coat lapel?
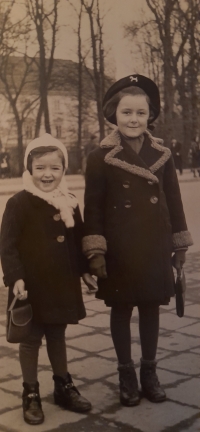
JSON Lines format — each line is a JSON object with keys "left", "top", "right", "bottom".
{"left": 100, "top": 129, "right": 171, "bottom": 184}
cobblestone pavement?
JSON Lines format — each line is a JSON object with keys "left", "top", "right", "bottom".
{"left": 0, "top": 172, "right": 199, "bottom": 431}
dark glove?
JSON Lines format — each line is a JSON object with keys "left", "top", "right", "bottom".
{"left": 89, "top": 254, "right": 107, "bottom": 279}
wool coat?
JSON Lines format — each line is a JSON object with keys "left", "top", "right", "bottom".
{"left": 82, "top": 129, "right": 193, "bottom": 306}
{"left": 0, "top": 190, "right": 86, "bottom": 324}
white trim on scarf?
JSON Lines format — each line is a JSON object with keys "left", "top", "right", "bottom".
{"left": 23, "top": 170, "right": 77, "bottom": 228}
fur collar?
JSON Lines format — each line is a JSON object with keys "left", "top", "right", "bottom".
{"left": 100, "top": 129, "right": 171, "bottom": 184}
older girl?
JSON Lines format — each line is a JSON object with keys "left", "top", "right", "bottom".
{"left": 82, "top": 75, "right": 193, "bottom": 407}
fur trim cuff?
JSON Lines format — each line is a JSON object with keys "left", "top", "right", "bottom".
{"left": 172, "top": 231, "right": 193, "bottom": 250}
{"left": 82, "top": 235, "right": 107, "bottom": 256}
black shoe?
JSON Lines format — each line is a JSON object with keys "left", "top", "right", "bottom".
{"left": 53, "top": 373, "right": 92, "bottom": 413}
{"left": 118, "top": 361, "right": 140, "bottom": 407}
{"left": 140, "top": 359, "right": 166, "bottom": 403}
{"left": 22, "top": 382, "right": 44, "bottom": 425}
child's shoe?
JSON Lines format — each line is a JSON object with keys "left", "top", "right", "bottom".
{"left": 118, "top": 361, "right": 140, "bottom": 406}
{"left": 53, "top": 373, "right": 92, "bottom": 413}
{"left": 140, "top": 359, "right": 166, "bottom": 403}
{"left": 22, "top": 382, "right": 44, "bottom": 425}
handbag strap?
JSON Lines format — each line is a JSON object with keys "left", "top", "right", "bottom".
{"left": 8, "top": 294, "right": 20, "bottom": 312}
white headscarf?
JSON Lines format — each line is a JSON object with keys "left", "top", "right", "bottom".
{"left": 23, "top": 133, "right": 77, "bottom": 228}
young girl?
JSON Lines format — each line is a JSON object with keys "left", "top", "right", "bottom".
{"left": 82, "top": 75, "right": 193, "bottom": 407}
{"left": 0, "top": 134, "right": 95, "bottom": 425}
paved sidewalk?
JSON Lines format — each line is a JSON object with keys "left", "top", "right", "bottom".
{"left": 0, "top": 254, "right": 200, "bottom": 432}
{"left": 0, "top": 171, "right": 199, "bottom": 431}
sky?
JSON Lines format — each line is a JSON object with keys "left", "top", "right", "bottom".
{"left": 56, "top": 0, "right": 150, "bottom": 79}
{"left": 2, "top": 0, "right": 151, "bottom": 79}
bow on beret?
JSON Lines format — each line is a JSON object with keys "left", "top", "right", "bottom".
{"left": 103, "top": 74, "right": 160, "bottom": 125}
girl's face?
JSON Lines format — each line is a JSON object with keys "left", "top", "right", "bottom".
{"left": 116, "top": 94, "right": 150, "bottom": 138}
{"left": 32, "top": 151, "right": 64, "bottom": 192}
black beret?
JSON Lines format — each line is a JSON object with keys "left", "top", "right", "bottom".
{"left": 103, "top": 74, "right": 160, "bottom": 125}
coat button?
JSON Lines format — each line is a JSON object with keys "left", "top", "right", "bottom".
{"left": 124, "top": 200, "right": 132, "bottom": 208}
{"left": 123, "top": 180, "right": 130, "bottom": 188}
{"left": 53, "top": 213, "right": 61, "bottom": 221}
{"left": 150, "top": 196, "right": 158, "bottom": 204}
{"left": 57, "top": 235, "right": 65, "bottom": 243}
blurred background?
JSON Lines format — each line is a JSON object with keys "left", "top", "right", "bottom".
{"left": 0, "top": 0, "right": 199, "bottom": 176}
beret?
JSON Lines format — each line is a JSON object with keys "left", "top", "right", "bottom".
{"left": 24, "top": 133, "right": 68, "bottom": 169}
{"left": 103, "top": 74, "right": 160, "bottom": 125}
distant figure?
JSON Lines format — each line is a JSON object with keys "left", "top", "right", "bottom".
{"left": 190, "top": 139, "right": 200, "bottom": 177}
{"left": 82, "top": 134, "right": 98, "bottom": 175}
{"left": 0, "top": 148, "right": 11, "bottom": 178}
{"left": 170, "top": 139, "right": 183, "bottom": 175}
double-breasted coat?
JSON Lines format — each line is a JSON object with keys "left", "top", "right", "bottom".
{"left": 0, "top": 190, "right": 86, "bottom": 323}
{"left": 82, "top": 129, "right": 193, "bottom": 306}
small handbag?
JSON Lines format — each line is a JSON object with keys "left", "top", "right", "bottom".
{"left": 6, "top": 295, "right": 33, "bottom": 343}
{"left": 174, "top": 268, "right": 186, "bottom": 318}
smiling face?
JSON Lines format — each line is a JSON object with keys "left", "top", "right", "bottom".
{"left": 32, "top": 150, "right": 64, "bottom": 192}
{"left": 116, "top": 94, "right": 150, "bottom": 138}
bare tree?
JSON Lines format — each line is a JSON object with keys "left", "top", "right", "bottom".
{"left": 26, "top": 0, "right": 60, "bottom": 136}
{"left": 0, "top": 2, "right": 40, "bottom": 174}
{"left": 81, "top": 0, "right": 105, "bottom": 140}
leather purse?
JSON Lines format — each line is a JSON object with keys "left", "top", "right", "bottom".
{"left": 6, "top": 295, "right": 33, "bottom": 343}
{"left": 174, "top": 268, "right": 186, "bottom": 318}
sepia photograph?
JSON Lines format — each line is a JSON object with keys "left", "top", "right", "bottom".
{"left": 0, "top": 0, "right": 199, "bottom": 431}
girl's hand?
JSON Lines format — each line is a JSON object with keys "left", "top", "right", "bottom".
{"left": 13, "top": 279, "right": 28, "bottom": 301}
{"left": 89, "top": 254, "right": 107, "bottom": 279}
{"left": 173, "top": 250, "right": 186, "bottom": 272}
{"left": 82, "top": 273, "right": 98, "bottom": 294}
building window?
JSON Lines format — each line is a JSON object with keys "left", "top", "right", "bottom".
{"left": 56, "top": 125, "right": 62, "bottom": 138}
{"left": 25, "top": 125, "right": 32, "bottom": 139}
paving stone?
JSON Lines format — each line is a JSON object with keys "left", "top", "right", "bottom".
{"left": 81, "top": 313, "right": 110, "bottom": 328}
{"left": 70, "top": 356, "right": 114, "bottom": 380}
{"left": 191, "top": 348, "right": 200, "bottom": 354}
{"left": 0, "top": 336, "right": 19, "bottom": 351}
{"left": 65, "top": 324, "right": 94, "bottom": 338}
{"left": 0, "top": 358, "right": 21, "bottom": 378}
{"left": 103, "top": 401, "right": 198, "bottom": 432}
{"left": 85, "top": 300, "right": 109, "bottom": 313}
{"left": 159, "top": 313, "right": 197, "bottom": 331}
{"left": 0, "top": 401, "right": 86, "bottom": 432}
{"left": 68, "top": 333, "right": 113, "bottom": 352}
{"left": 158, "top": 332, "right": 199, "bottom": 352}
{"left": 167, "top": 377, "right": 200, "bottom": 407}
{"left": 0, "top": 388, "right": 21, "bottom": 410}
{"left": 157, "top": 368, "right": 188, "bottom": 386}
{"left": 81, "top": 382, "right": 117, "bottom": 412}
{"left": 184, "top": 304, "right": 200, "bottom": 318}
{"left": 158, "top": 352, "right": 199, "bottom": 375}
{"left": 181, "top": 417, "right": 200, "bottom": 432}
{"left": 0, "top": 324, "right": 6, "bottom": 336}
{"left": 177, "top": 322, "right": 200, "bottom": 337}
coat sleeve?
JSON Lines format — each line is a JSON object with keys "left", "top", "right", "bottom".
{"left": 82, "top": 150, "right": 107, "bottom": 257}
{"left": 163, "top": 155, "right": 193, "bottom": 250}
{"left": 0, "top": 196, "right": 26, "bottom": 286}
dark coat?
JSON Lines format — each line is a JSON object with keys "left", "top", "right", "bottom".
{"left": 83, "top": 130, "right": 192, "bottom": 306}
{"left": 0, "top": 190, "right": 86, "bottom": 324}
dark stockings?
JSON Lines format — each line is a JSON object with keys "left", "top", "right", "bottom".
{"left": 19, "top": 322, "right": 67, "bottom": 385}
{"left": 110, "top": 304, "right": 159, "bottom": 364}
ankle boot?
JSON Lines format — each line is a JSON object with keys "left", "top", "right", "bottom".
{"left": 118, "top": 361, "right": 140, "bottom": 407}
{"left": 22, "top": 382, "right": 44, "bottom": 425}
{"left": 140, "top": 359, "right": 166, "bottom": 403}
{"left": 53, "top": 373, "right": 92, "bottom": 413}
